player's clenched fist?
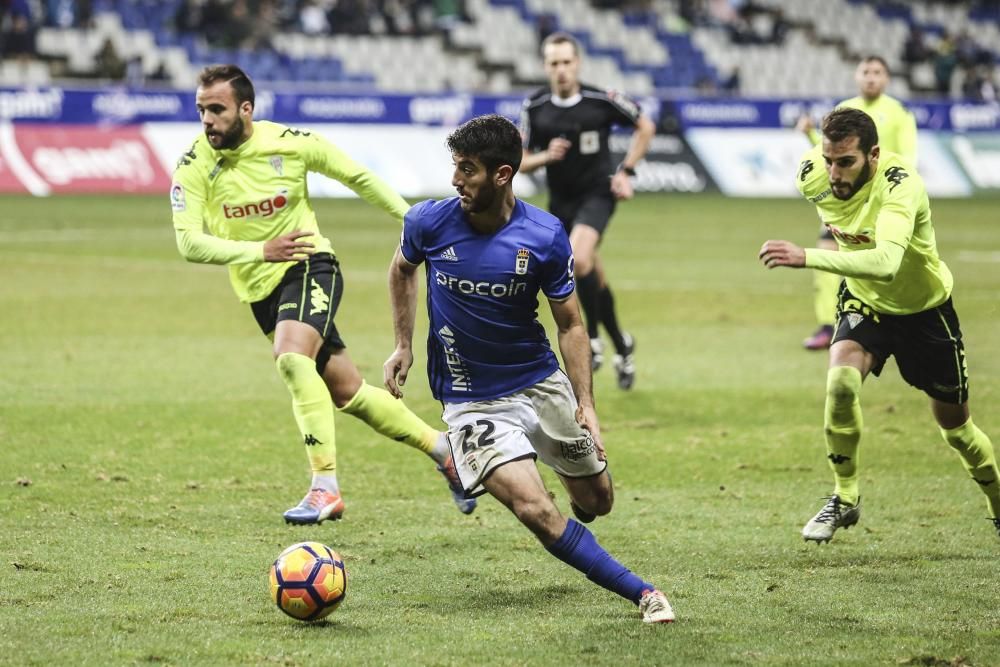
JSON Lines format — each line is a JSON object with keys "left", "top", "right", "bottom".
{"left": 545, "top": 137, "right": 572, "bottom": 164}
{"left": 759, "top": 240, "right": 806, "bottom": 269}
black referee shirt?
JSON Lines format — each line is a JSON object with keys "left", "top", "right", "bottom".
{"left": 521, "top": 83, "right": 642, "bottom": 200}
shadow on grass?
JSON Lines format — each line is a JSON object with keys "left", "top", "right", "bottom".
{"left": 446, "top": 582, "right": 579, "bottom": 612}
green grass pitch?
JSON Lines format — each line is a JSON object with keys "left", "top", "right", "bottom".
{"left": 1, "top": 193, "right": 998, "bottom": 666}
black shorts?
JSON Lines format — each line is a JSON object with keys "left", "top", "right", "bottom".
{"left": 832, "top": 283, "right": 969, "bottom": 404}
{"left": 550, "top": 192, "right": 616, "bottom": 237}
{"left": 818, "top": 224, "right": 834, "bottom": 241}
{"left": 250, "top": 253, "right": 346, "bottom": 374}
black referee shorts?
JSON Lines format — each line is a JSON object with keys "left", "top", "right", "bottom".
{"left": 550, "top": 191, "right": 616, "bottom": 237}
{"left": 250, "top": 253, "right": 346, "bottom": 374}
{"left": 832, "top": 282, "right": 969, "bottom": 404}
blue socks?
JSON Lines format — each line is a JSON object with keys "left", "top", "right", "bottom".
{"left": 545, "top": 519, "right": 653, "bottom": 605}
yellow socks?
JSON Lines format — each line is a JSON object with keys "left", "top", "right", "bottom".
{"left": 276, "top": 352, "right": 337, "bottom": 476}
{"left": 813, "top": 270, "right": 842, "bottom": 327}
{"left": 941, "top": 418, "right": 1000, "bottom": 517}
{"left": 824, "top": 366, "right": 863, "bottom": 506}
{"left": 339, "top": 381, "right": 440, "bottom": 458}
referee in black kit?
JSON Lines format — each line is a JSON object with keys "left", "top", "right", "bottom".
{"left": 520, "top": 31, "right": 655, "bottom": 390}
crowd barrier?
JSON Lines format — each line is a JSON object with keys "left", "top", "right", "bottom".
{"left": 0, "top": 87, "right": 996, "bottom": 197}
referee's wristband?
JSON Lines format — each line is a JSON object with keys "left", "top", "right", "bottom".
{"left": 617, "top": 163, "right": 636, "bottom": 176}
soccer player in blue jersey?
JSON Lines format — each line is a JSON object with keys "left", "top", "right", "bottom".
{"left": 383, "top": 114, "right": 674, "bottom": 623}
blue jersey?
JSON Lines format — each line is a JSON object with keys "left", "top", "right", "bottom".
{"left": 401, "top": 198, "right": 576, "bottom": 402}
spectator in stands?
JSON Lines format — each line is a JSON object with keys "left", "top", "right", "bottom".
{"left": 902, "top": 26, "right": 931, "bottom": 65}
{"left": 432, "top": 0, "right": 465, "bottom": 33}
{"left": 299, "top": 0, "right": 330, "bottom": 35}
{"left": 126, "top": 55, "right": 145, "bottom": 87}
{"left": 217, "top": 0, "right": 254, "bottom": 49}
{"left": 695, "top": 75, "right": 718, "bottom": 95}
{"left": 200, "top": 0, "right": 231, "bottom": 42}
{"left": 247, "top": 0, "right": 279, "bottom": 50}
{"left": 933, "top": 31, "right": 958, "bottom": 96}
{"left": 721, "top": 66, "right": 740, "bottom": 95}
{"left": 679, "top": 0, "right": 708, "bottom": 27}
{"left": 328, "top": 0, "right": 372, "bottom": 35}
{"left": 381, "top": 0, "right": 418, "bottom": 35}
{"left": 174, "top": 0, "right": 205, "bottom": 34}
{"left": 44, "top": 0, "right": 91, "bottom": 28}
{"left": 1, "top": 1, "right": 38, "bottom": 61}
{"left": 769, "top": 8, "right": 789, "bottom": 45}
{"left": 961, "top": 63, "right": 998, "bottom": 102}
{"left": 536, "top": 13, "right": 556, "bottom": 45}
{"left": 953, "top": 30, "right": 983, "bottom": 68}
{"left": 95, "top": 36, "right": 125, "bottom": 80}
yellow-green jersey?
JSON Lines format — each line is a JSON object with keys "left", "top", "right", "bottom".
{"left": 808, "top": 94, "right": 917, "bottom": 165}
{"left": 171, "top": 120, "right": 410, "bottom": 303}
{"left": 796, "top": 145, "right": 952, "bottom": 315}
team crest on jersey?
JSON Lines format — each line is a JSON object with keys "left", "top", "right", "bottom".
{"left": 515, "top": 248, "right": 530, "bottom": 275}
{"left": 269, "top": 155, "right": 284, "bottom": 176}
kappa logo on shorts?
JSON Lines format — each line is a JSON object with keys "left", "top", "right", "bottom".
{"left": 278, "top": 302, "right": 297, "bottom": 312}
{"left": 846, "top": 313, "right": 864, "bottom": 329}
{"left": 561, "top": 435, "right": 595, "bottom": 461}
{"left": 309, "top": 278, "right": 329, "bottom": 315}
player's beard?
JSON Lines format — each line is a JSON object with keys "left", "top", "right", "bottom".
{"left": 207, "top": 117, "right": 245, "bottom": 150}
{"left": 461, "top": 181, "right": 498, "bottom": 214}
{"left": 830, "top": 158, "right": 871, "bottom": 200}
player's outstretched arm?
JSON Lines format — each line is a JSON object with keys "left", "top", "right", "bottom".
{"left": 760, "top": 238, "right": 905, "bottom": 281}
{"left": 550, "top": 294, "right": 605, "bottom": 460}
{"left": 384, "top": 247, "right": 420, "bottom": 399}
{"left": 758, "top": 240, "right": 806, "bottom": 269}
{"left": 307, "top": 132, "right": 410, "bottom": 222}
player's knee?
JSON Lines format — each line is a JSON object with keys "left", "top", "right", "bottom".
{"left": 575, "top": 255, "right": 595, "bottom": 276}
{"left": 590, "top": 492, "right": 613, "bottom": 516}
{"left": 825, "top": 366, "right": 861, "bottom": 411}
{"left": 275, "top": 352, "right": 314, "bottom": 385}
{"left": 825, "top": 366, "right": 863, "bottom": 435}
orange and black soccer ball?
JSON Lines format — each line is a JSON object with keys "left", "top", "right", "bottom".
{"left": 268, "top": 541, "right": 347, "bottom": 621}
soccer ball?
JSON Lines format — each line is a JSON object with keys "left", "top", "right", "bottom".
{"left": 268, "top": 541, "right": 347, "bottom": 621}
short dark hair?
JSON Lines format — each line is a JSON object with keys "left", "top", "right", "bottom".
{"left": 541, "top": 31, "right": 580, "bottom": 57}
{"left": 822, "top": 107, "right": 879, "bottom": 155}
{"left": 198, "top": 64, "right": 255, "bottom": 109}
{"left": 859, "top": 54, "right": 890, "bottom": 75}
{"left": 446, "top": 114, "right": 523, "bottom": 175}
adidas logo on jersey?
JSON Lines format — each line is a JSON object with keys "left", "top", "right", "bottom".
{"left": 439, "top": 246, "right": 459, "bottom": 262}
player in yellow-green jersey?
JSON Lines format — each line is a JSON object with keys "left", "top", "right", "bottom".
{"left": 760, "top": 107, "right": 1000, "bottom": 542}
{"left": 796, "top": 55, "right": 918, "bottom": 350}
{"left": 171, "top": 65, "right": 476, "bottom": 524}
